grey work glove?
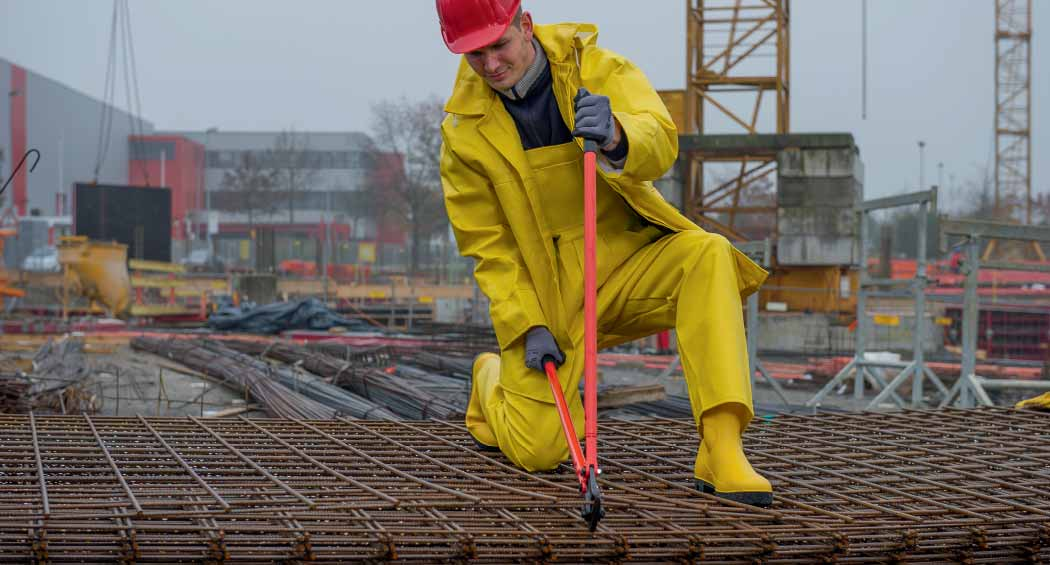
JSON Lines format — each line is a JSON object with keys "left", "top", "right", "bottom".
{"left": 524, "top": 326, "right": 565, "bottom": 372}
{"left": 572, "top": 88, "right": 617, "bottom": 149}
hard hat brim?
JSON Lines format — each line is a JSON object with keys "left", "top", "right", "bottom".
{"left": 442, "top": 20, "right": 513, "bottom": 54}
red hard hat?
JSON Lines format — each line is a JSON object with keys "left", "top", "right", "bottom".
{"left": 436, "top": 0, "right": 522, "bottom": 54}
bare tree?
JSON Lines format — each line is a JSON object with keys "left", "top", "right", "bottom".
{"left": 1033, "top": 193, "right": 1050, "bottom": 226}
{"left": 368, "top": 96, "right": 448, "bottom": 277}
{"left": 948, "top": 167, "right": 998, "bottom": 220}
{"left": 218, "top": 152, "right": 279, "bottom": 229}
{"left": 270, "top": 128, "right": 319, "bottom": 224}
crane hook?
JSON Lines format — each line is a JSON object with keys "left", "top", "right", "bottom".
{"left": 0, "top": 148, "right": 41, "bottom": 197}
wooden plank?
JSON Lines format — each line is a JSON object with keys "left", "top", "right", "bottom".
{"left": 204, "top": 405, "right": 257, "bottom": 418}
{"left": 598, "top": 384, "right": 667, "bottom": 409}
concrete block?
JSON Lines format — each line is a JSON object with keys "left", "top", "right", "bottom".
{"left": 778, "top": 147, "right": 862, "bottom": 180}
{"left": 778, "top": 235, "right": 856, "bottom": 265}
{"left": 778, "top": 177, "right": 861, "bottom": 207}
{"left": 778, "top": 207, "right": 857, "bottom": 236}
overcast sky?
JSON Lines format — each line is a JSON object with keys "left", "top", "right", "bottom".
{"left": 1, "top": 0, "right": 1047, "bottom": 204}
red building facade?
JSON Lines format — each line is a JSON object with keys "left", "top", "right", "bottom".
{"left": 128, "top": 135, "right": 205, "bottom": 241}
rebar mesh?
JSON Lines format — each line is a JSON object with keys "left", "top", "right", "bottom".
{"left": 0, "top": 407, "right": 1047, "bottom": 562}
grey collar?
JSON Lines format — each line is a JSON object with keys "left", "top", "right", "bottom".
{"left": 499, "top": 38, "right": 547, "bottom": 101}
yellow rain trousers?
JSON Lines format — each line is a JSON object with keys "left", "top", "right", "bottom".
{"left": 466, "top": 140, "right": 757, "bottom": 473}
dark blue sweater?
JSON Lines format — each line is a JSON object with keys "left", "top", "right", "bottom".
{"left": 500, "top": 56, "right": 628, "bottom": 161}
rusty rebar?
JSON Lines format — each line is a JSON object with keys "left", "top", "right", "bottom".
{"left": 0, "top": 408, "right": 1045, "bottom": 562}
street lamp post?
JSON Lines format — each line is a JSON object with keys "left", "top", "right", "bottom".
{"left": 204, "top": 127, "right": 218, "bottom": 259}
{"left": 918, "top": 140, "right": 926, "bottom": 190}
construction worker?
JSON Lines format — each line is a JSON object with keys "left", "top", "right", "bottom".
{"left": 437, "top": 0, "right": 773, "bottom": 507}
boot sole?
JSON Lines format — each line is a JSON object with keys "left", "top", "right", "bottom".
{"left": 695, "top": 479, "right": 773, "bottom": 508}
{"left": 473, "top": 438, "right": 501, "bottom": 452}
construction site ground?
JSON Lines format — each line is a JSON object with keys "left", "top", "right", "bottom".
{"left": 3, "top": 340, "right": 919, "bottom": 418}
{"left": 1, "top": 329, "right": 1048, "bottom": 562}
{"left": 2, "top": 334, "right": 1035, "bottom": 418}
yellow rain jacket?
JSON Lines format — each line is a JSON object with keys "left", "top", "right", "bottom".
{"left": 440, "top": 22, "right": 765, "bottom": 398}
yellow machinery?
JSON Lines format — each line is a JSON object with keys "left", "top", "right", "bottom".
{"left": 57, "top": 236, "right": 131, "bottom": 318}
{"left": 0, "top": 230, "right": 27, "bottom": 304}
{"left": 761, "top": 267, "right": 858, "bottom": 316}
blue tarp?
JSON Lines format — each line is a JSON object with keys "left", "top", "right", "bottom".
{"left": 207, "top": 298, "right": 369, "bottom": 334}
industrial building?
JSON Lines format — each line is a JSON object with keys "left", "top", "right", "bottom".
{"left": 130, "top": 130, "right": 409, "bottom": 270}
{"left": 1, "top": 57, "right": 410, "bottom": 272}
{"left": 0, "top": 57, "right": 153, "bottom": 219}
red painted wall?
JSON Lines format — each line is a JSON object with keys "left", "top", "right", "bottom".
{"left": 9, "top": 65, "right": 27, "bottom": 216}
{"left": 128, "top": 135, "right": 204, "bottom": 240}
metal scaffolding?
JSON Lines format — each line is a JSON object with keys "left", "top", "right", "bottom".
{"left": 807, "top": 188, "right": 947, "bottom": 410}
{"left": 684, "top": 0, "right": 790, "bottom": 240}
{"left": 736, "top": 239, "right": 790, "bottom": 406}
{"left": 940, "top": 218, "right": 1050, "bottom": 407}
{"left": 994, "top": 0, "right": 1032, "bottom": 223}
{"left": 0, "top": 410, "right": 1048, "bottom": 561}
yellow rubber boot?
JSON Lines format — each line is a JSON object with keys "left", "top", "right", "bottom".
{"left": 466, "top": 353, "right": 501, "bottom": 450}
{"left": 694, "top": 402, "right": 773, "bottom": 507}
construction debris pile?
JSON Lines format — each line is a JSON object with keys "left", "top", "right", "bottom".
{"left": 0, "top": 407, "right": 1046, "bottom": 562}
{"left": 0, "top": 338, "right": 98, "bottom": 415}
{"left": 0, "top": 373, "right": 30, "bottom": 413}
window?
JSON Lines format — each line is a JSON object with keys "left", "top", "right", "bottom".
{"left": 206, "top": 149, "right": 367, "bottom": 171}
{"left": 129, "top": 140, "right": 176, "bottom": 161}
{"left": 207, "top": 150, "right": 239, "bottom": 168}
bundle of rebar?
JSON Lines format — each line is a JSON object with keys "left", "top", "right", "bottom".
{"left": 393, "top": 364, "right": 470, "bottom": 404}
{"left": 193, "top": 338, "right": 401, "bottom": 420}
{"left": 306, "top": 342, "right": 396, "bottom": 367}
{"left": 406, "top": 320, "right": 498, "bottom": 351}
{"left": 224, "top": 338, "right": 372, "bottom": 381}
{"left": 397, "top": 350, "right": 475, "bottom": 379}
{"left": 333, "top": 366, "right": 463, "bottom": 420}
{"left": 273, "top": 368, "right": 401, "bottom": 420}
{"left": 203, "top": 339, "right": 400, "bottom": 420}
{"left": 132, "top": 337, "right": 338, "bottom": 420}
{"left": 0, "top": 408, "right": 1047, "bottom": 562}
{"left": 227, "top": 338, "right": 462, "bottom": 420}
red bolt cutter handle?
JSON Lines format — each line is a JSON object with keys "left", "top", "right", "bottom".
{"left": 580, "top": 137, "right": 604, "bottom": 530}
{"left": 543, "top": 359, "right": 586, "bottom": 490}
{"left": 538, "top": 134, "right": 605, "bottom": 531}
{"left": 544, "top": 357, "right": 604, "bottom": 531}
{"left": 582, "top": 139, "right": 599, "bottom": 477}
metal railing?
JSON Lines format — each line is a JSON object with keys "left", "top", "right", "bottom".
{"left": 939, "top": 218, "right": 1050, "bottom": 407}
{"left": 807, "top": 188, "right": 947, "bottom": 410}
